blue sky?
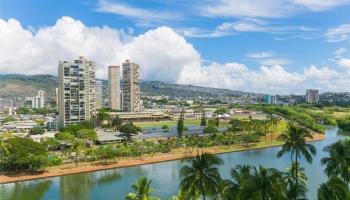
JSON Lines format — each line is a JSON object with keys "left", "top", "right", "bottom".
{"left": 1, "top": 0, "right": 350, "bottom": 94}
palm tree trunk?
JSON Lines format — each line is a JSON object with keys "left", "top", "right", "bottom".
{"left": 201, "top": 182, "right": 206, "bottom": 200}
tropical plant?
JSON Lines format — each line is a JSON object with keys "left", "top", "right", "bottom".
{"left": 0, "top": 139, "right": 12, "bottom": 173}
{"left": 318, "top": 177, "right": 350, "bottom": 200}
{"left": 180, "top": 152, "right": 223, "bottom": 200}
{"left": 29, "top": 127, "right": 45, "bottom": 135}
{"left": 277, "top": 123, "right": 316, "bottom": 188}
{"left": 321, "top": 139, "right": 350, "bottom": 184}
{"left": 125, "top": 177, "right": 160, "bottom": 200}
{"left": 177, "top": 111, "right": 185, "bottom": 138}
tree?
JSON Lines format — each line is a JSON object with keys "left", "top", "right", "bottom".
{"left": 200, "top": 110, "right": 207, "bottom": 126}
{"left": 249, "top": 166, "right": 286, "bottom": 200}
{"left": 203, "top": 125, "right": 218, "bottom": 135}
{"left": 0, "top": 139, "right": 12, "bottom": 173}
{"left": 228, "top": 118, "right": 242, "bottom": 134}
{"left": 71, "top": 138, "right": 85, "bottom": 167}
{"left": 180, "top": 152, "right": 223, "bottom": 200}
{"left": 56, "top": 131, "right": 74, "bottom": 141}
{"left": 277, "top": 122, "right": 316, "bottom": 193}
{"left": 161, "top": 125, "right": 169, "bottom": 130}
{"left": 177, "top": 111, "right": 185, "bottom": 138}
{"left": 96, "top": 145, "right": 116, "bottom": 164}
{"left": 77, "top": 129, "right": 97, "bottom": 142}
{"left": 97, "top": 111, "right": 111, "bottom": 127}
{"left": 120, "top": 122, "right": 141, "bottom": 141}
{"left": 111, "top": 116, "right": 123, "bottom": 130}
{"left": 284, "top": 162, "right": 308, "bottom": 200}
{"left": 29, "top": 127, "right": 45, "bottom": 135}
{"left": 321, "top": 139, "right": 350, "bottom": 184}
{"left": 42, "top": 138, "right": 60, "bottom": 150}
{"left": 318, "top": 177, "right": 350, "bottom": 200}
{"left": 5, "top": 137, "right": 49, "bottom": 172}
{"left": 125, "top": 177, "right": 160, "bottom": 200}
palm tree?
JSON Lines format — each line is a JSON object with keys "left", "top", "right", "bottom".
{"left": 277, "top": 123, "right": 316, "bottom": 188}
{"left": 284, "top": 162, "right": 308, "bottom": 200}
{"left": 180, "top": 152, "right": 223, "bottom": 200}
{"left": 230, "top": 165, "right": 252, "bottom": 198}
{"left": 125, "top": 177, "right": 160, "bottom": 200}
{"left": 0, "top": 139, "right": 12, "bottom": 173}
{"left": 249, "top": 165, "right": 286, "bottom": 200}
{"left": 321, "top": 139, "right": 350, "bottom": 184}
{"left": 318, "top": 177, "right": 350, "bottom": 200}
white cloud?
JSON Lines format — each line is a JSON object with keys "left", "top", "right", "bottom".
{"left": 96, "top": 0, "right": 181, "bottom": 25}
{"left": 294, "top": 0, "right": 350, "bottom": 11}
{"left": 201, "top": 0, "right": 298, "bottom": 18}
{"left": 334, "top": 47, "right": 347, "bottom": 55}
{"left": 246, "top": 51, "right": 274, "bottom": 59}
{"left": 0, "top": 17, "right": 197, "bottom": 82}
{"left": 1, "top": 16, "right": 350, "bottom": 94}
{"left": 260, "top": 58, "right": 293, "bottom": 66}
{"left": 338, "top": 58, "right": 350, "bottom": 69}
{"left": 201, "top": 0, "right": 349, "bottom": 18}
{"left": 304, "top": 65, "right": 338, "bottom": 79}
{"left": 326, "top": 24, "right": 350, "bottom": 42}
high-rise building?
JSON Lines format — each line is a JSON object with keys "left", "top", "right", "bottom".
{"left": 96, "top": 80, "right": 103, "bottom": 109}
{"left": 122, "top": 60, "right": 140, "bottom": 112}
{"left": 25, "top": 90, "right": 45, "bottom": 108}
{"left": 58, "top": 56, "right": 96, "bottom": 127}
{"left": 38, "top": 90, "right": 45, "bottom": 108}
{"left": 306, "top": 89, "right": 319, "bottom": 104}
{"left": 108, "top": 66, "right": 121, "bottom": 110}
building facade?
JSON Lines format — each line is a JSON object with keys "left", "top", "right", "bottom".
{"left": 306, "top": 89, "right": 319, "bottom": 104}
{"left": 96, "top": 80, "right": 103, "bottom": 109}
{"left": 58, "top": 56, "right": 96, "bottom": 127}
{"left": 108, "top": 66, "right": 121, "bottom": 110}
{"left": 25, "top": 90, "right": 45, "bottom": 108}
{"left": 122, "top": 60, "right": 140, "bottom": 112}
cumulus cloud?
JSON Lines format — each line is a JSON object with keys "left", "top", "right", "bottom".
{"left": 338, "top": 58, "right": 350, "bottom": 69}
{"left": 1, "top": 16, "right": 350, "bottom": 94}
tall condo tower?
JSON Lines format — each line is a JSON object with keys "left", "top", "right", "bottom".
{"left": 108, "top": 65, "right": 121, "bottom": 110}
{"left": 306, "top": 89, "right": 319, "bottom": 104}
{"left": 96, "top": 80, "right": 103, "bottom": 109}
{"left": 58, "top": 56, "right": 96, "bottom": 127}
{"left": 122, "top": 60, "right": 140, "bottom": 112}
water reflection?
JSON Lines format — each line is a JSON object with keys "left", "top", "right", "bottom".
{"left": 59, "top": 169, "right": 121, "bottom": 200}
{"left": 0, "top": 180, "right": 52, "bottom": 200}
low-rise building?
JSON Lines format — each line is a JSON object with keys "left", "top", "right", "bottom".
{"left": 1, "top": 120, "right": 38, "bottom": 132}
{"left": 109, "top": 110, "right": 169, "bottom": 121}
{"left": 170, "top": 109, "right": 202, "bottom": 120}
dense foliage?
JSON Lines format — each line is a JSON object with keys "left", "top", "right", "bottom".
{"left": 3, "top": 138, "right": 49, "bottom": 172}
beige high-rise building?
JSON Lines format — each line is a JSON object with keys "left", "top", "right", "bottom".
{"left": 122, "top": 60, "right": 140, "bottom": 112}
{"left": 108, "top": 66, "right": 121, "bottom": 110}
{"left": 96, "top": 80, "right": 103, "bottom": 109}
{"left": 58, "top": 56, "right": 96, "bottom": 127}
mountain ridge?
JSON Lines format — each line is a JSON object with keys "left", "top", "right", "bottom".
{"left": 0, "top": 74, "right": 248, "bottom": 99}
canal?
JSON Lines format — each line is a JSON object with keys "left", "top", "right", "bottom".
{"left": 0, "top": 127, "right": 346, "bottom": 200}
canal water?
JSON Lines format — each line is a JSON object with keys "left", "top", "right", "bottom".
{"left": 0, "top": 127, "right": 346, "bottom": 200}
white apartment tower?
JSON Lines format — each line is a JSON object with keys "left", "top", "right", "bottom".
{"left": 122, "top": 60, "right": 140, "bottom": 112}
{"left": 58, "top": 56, "right": 96, "bottom": 127}
{"left": 306, "top": 89, "right": 319, "bottom": 104}
{"left": 96, "top": 80, "right": 103, "bottom": 109}
{"left": 108, "top": 66, "right": 121, "bottom": 110}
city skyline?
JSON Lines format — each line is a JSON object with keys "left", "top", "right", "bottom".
{"left": 0, "top": 0, "right": 350, "bottom": 95}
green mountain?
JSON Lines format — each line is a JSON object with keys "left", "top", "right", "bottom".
{"left": 0, "top": 74, "right": 245, "bottom": 99}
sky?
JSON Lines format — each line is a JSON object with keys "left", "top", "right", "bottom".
{"left": 0, "top": 0, "right": 350, "bottom": 94}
